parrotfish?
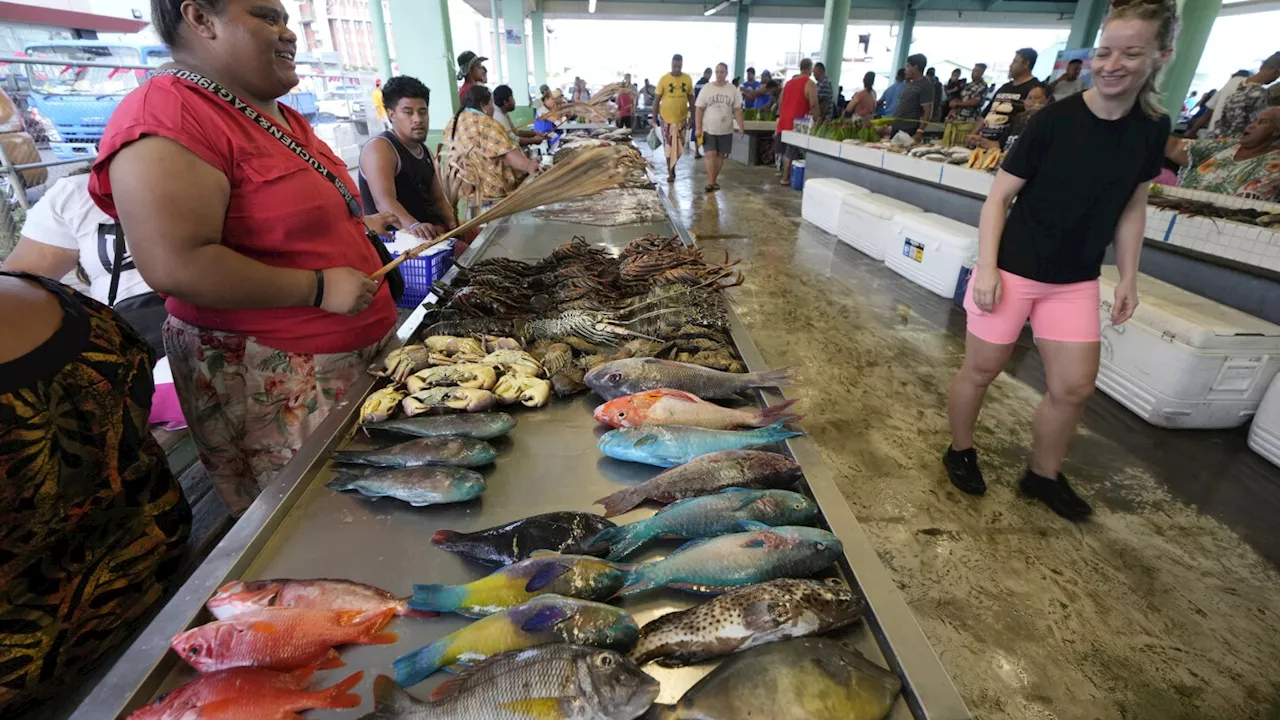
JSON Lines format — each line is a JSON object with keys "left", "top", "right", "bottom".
{"left": 595, "top": 450, "right": 803, "bottom": 517}
{"left": 598, "top": 421, "right": 803, "bottom": 467}
{"left": 432, "top": 511, "right": 616, "bottom": 565}
{"left": 409, "top": 552, "right": 631, "bottom": 618}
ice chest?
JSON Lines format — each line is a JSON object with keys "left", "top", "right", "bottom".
{"left": 1096, "top": 266, "right": 1280, "bottom": 429}
{"left": 801, "top": 178, "right": 866, "bottom": 234}
{"left": 1249, "top": 373, "right": 1280, "bottom": 467}
{"left": 836, "top": 192, "right": 923, "bottom": 260}
{"left": 884, "top": 213, "right": 978, "bottom": 298}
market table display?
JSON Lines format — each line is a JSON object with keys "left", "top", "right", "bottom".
{"left": 728, "top": 120, "right": 779, "bottom": 167}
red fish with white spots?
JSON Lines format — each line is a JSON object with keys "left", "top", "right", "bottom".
{"left": 127, "top": 666, "right": 362, "bottom": 720}
{"left": 207, "top": 578, "right": 437, "bottom": 620}
{"left": 171, "top": 607, "right": 397, "bottom": 673}
{"left": 594, "top": 389, "right": 803, "bottom": 430}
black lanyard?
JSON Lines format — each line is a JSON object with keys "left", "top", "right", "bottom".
{"left": 153, "top": 68, "right": 361, "bottom": 219}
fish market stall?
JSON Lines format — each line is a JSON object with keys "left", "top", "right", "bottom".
{"left": 74, "top": 198, "right": 970, "bottom": 720}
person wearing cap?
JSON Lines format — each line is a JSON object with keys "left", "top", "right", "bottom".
{"left": 457, "top": 51, "right": 488, "bottom": 101}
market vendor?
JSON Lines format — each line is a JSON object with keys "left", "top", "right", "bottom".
{"left": 492, "top": 84, "right": 548, "bottom": 147}
{"left": 89, "top": 0, "right": 401, "bottom": 516}
{"left": 0, "top": 272, "right": 190, "bottom": 713}
{"left": 359, "top": 75, "right": 459, "bottom": 242}
{"left": 443, "top": 84, "right": 542, "bottom": 202}
{"left": 966, "top": 84, "right": 1048, "bottom": 153}
{"left": 457, "top": 50, "right": 488, "bottom": 100}
{"left": 1166, "top": 106, "right": 1280, "bottom": 202}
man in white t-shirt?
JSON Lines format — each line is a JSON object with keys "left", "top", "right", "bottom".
{"left": 492, "top": 84, "right": 547, "bottom": 147}
{"left": 694, "top": 62, "right": 744, "bottom": 193}
{"left": 2, "top": 172, "right": 165, "bottom": 355}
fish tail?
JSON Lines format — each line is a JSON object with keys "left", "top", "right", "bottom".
{"left": 410, "top": 583, "right": 467, "bottom": 613}
{"left": 590, "top": 525, "right": 651, "bottom": 561}
{"left": 325, "top": 470, "right": 361, "bottom": 491}
{"left": 329, "top": 450, "right": 366, "bottom": 465}
{"left": 752, "top": 399, "right": 805, "bottom": 428}
{"left": 396, "top": 599, "right": 441, "bottom": 619}
{"left": 595, "top": 486, "right": 645, "bottom": 517}
{"left": 757, "top": 419, "right": 805, "bottom": 443}
{"left": 393, "top": 638, "right": 451, "bottom": 687}
{"left": 613, "top": 563, "right": 663, "bottom": 597}
{"left": 746, "top": 366, "right": 795, "bottom": 389}
{"left": 431, "top": 529, "right": 461, "bottom": 547}
{"left": 366, "top": 674, "right": 432, "bottom": 718}
{"left": 315, "top": 670, "right": 364, "bottom": 709}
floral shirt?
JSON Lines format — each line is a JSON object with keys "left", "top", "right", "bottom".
{"left": 1214, "top": 82, "right": 1270, "bottom": 138}
{"left": 954, "top": 79, "right": 989, "bottom": 122}
{"left": 442, "top": 109, "right": 524, "bottom": 201}
{"left": 1178, "top": 138, "right": 1280, "bottom": 202}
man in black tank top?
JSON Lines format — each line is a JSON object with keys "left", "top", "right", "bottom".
{"left": 358, "top": 75, "right": 457, "bottom": 241}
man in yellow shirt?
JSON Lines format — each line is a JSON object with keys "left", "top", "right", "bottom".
{"left": 655, "top": 53, "right": 696, "bottom": 182}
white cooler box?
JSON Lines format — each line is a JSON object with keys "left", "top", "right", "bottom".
{"left": 1097, "top": 266, "right": 1280, "bottom": 429}
{"left": 1250, "top": 374, "right": 1280, "bottom": 467}
{"left": 801, "top": 178, "right": 868, "bottom": 235}
{"left": 884, "top": 213, "right": 978, "bottom": 298}
{"left": 836, "top": 193, "right": 923, "bottom": 260}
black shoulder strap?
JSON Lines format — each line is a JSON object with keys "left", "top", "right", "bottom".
{"left": 107, "top": 224, "right": 124, "bottom": 306}
{"left": 153, "top": 68, "right": 361, "bottom": 219}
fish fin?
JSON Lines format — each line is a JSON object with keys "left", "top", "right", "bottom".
{"left": 527, "top": 549, "right": 561, "bottom": 558}
{"left": 428, "top": 675, "right": 466, "bottom": 702}
{"left": 632, "top": 435, "right": 658, "bottom": 448}
{"left": 325, "top": 472, "right": 358, "bottom": 491}
{"left": 756, "top": 420, "right": 805, "bottom": 441}
{"left": 316, "top": 670, "right": 364, "bottom": 709}
{"left": 667, "top": 537, "right": 711, "bottom": 556}
{"left": 393, "top": 638, "right": 450, "bottom": 687}
{"left": 369, "top": 630, "right": 399, "bottom": 644}
{"left": 594, "top": 486, "right": 645, "bottom": 517}
{"left": 737, "top": 520, "right": 772, "bottom": 533}
{"left": 427, "top": 652, "right": 516, "bottom": 701}
{"left": 410, "top": 583, "right": 466, "bottom": 612}
{"left": 315, "top": 649, "right": 346, "bottom": 670}
{"left": 499, "top": 698, "right": 575, "bottom": 719}
{"left": 667, "top": 582, "right": 736, "bottom": 595}
{"left": 587, "top": 526, "right": 648, "bottom": 561}
{"left": 612, "top": 565, "right": 661, "bottom": 597}
{"left": 519, "top": 606, "right": 571, "bottom": 632}
{"left": 368, "top": 674, "right": 426, "bottom": 718}
{"left": 287, "top": 663, "right": 321, "bottom": 687}
{"left": 753, "top": 399, "right": 805, "bottom": 428}
{"left": 746, "top": 366, "right": 795, "bottom": 389}
{"left": 741, "top": 599, "right": 787, "bottom": 632}
{"left": 442, "top": 663, "right": 471, "bottom": 673}
{"left": 431, "top": 529, "right": 462, "bottom": 547}
{"left": 398, "top": 600, "right": 441, "bottom": 619}
{"left": 525, "top": 560, "right": 572, "bottom": 592}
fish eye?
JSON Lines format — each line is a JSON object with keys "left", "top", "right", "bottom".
{"left": 793, "top": 503, "right": 803, "bottom": 510}
{"left": 187, "top": 645, "right": 202, "bottom": 656}
{"left": 617, "top": 411, "right": 626, "bottom": 418}
{"left": 607, "top": 373, "right": 622, "bottom": 384}
{"left": 814, "top": 542, "right": 827, "bottom": 551}
{"left": 594, "top": 652, "right": 615, "bottom": 668}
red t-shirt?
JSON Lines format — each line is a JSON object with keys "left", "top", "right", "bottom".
{"left": 89, "top": 75, "right": 396, "bottom": 355}
{"left": 616, "top": 89, "right": 634, "bottom": 116}
{"left": 778, "top": 75, "right": 813, "bottom": 132}
{"left": 459, "top": 80, "right": 473, "bottom": 101}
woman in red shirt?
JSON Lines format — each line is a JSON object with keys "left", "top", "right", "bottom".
{"left": 90, "top": 0, "right": 399, "bottom": 515}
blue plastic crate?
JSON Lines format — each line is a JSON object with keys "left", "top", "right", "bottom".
{"left": 393, "top": 242, "right": 454, "bottom": 309}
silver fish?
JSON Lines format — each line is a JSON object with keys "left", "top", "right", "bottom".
{"left": 332, "top": 436, "right": 497, "bottom": 468}
{"left": 359, "top": 645, "right": 658, "bottom": 719}
{"left": 585, "top": 358, "right": 792, "bottom": 400}
{"left": 363, "top": 413, "right": 517, "bottom": 440}
{"left": 629, "top": 578, "right": 864, "bottom": 666}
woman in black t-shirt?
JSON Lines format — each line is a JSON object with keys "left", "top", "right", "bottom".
{"left": 943, "top": 0, "right": 1176, "bottom": 522}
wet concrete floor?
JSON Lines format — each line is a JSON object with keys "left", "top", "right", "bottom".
{"left": 652, "top": 147, "right": 1280, "bottom": 720}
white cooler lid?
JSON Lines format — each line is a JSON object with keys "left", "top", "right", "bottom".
{"left": 840, "top": 192, "right": 922, "bottom": 220}
{"left": 1098, "top": 266, "right": 1280, "bottom": 349}
{"left": 805, "top": 178, "right": 868, "bottom": 198}
{"left": 896, "top": 212, "right": 980, "bottom": 243}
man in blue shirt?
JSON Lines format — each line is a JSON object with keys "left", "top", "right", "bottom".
{"left": 746, "top": 69, "right": 774, "bottom": 109}
{"left": 878, "top": 68, "right": 907, "bottom": 117}
{"left": 741, "top": 67, "right": 761, "bottom": 107}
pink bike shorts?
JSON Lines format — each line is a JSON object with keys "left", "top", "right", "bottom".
{"left": 963, "top": 270, "right": 1100, "bottom": 345}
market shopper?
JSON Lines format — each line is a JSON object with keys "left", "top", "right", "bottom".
{"left": 656, "top": 54, "right": 696, "bottom": 182}
{"left": 1167, "top": 106, "right": 1280, "bottom": 202}
{"left": 1189, "top": 69, "right": 1251, "bottom": 138}
{"left": 890, "top": 54, "right": 934, "bottom": 140}
{"left": 457, "top": 50, "right": 489, "bottom": 100}
{"left": 777, "top": 58, "right": 819, "bottom": 186}
{"left": 1048, "top": 58, "right": 1086, "bottom": 100}
{"left": 945, "top": 0, "right": 1174, "bottom": 521}
{"left": 741, "top": 67, "right": 761, "bottom": 107}
{"left": 925, "top": 67, "right": 944, "bottom": 121}
{"left": 443, "top": 85, "right": 542, "bottom": 201}
{"left": 976, "top": 48, "right": 1043, "bottom": 149}
{"left": 372, "top": 78, "right": 386, "bottom": 129}
{"left": 1209, "top": 53, "right": 1280, "bottom": 138}
{"left": 844, "top": 71, "right": 877, "bottom": 119}
{"left": 90, "top": 0, "right": 401, "bottom": 515}
{"left": 814, "top": 62, "right": 834, "bottom": 120}
{"left": 944, "top": 68, "right": 965, "bottom": 116}
{"left": 949, "top": 64, "right": 989, "bottom": 123}
{"left": 0, "top": 273, "right": 191, "bottom": 714}
{"left": 879, "top": 68, "right": 907, "bottom": 117}
{"left": 359, "top": 75, "right": 459, "bottom": 246}
{"left": 616, "top": 73, "right": 636, "bottom": 129}
{"left": 695, "top": 62, "right": 744, "bottom": 192}
{"left": 695, "top": 68, "right": 713, "bottom": 99}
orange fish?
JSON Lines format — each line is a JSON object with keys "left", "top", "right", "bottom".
{"left": 171, "top": 607, "right": 397, "bottom": 674}
{"left": 594, "top": 389, "right": 803, "bottom": 431}
{"left": 127, "top": 666, "right": 362, "bottom": 720}
{"left": 206, "top": 578, "right": 437, "bottom": 620}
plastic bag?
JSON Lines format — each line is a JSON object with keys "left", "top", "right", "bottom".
{"left": 647, "top": 127, "right": 661, "bottom": 150}
{"left": 891, "top": 130, "right": 917, "bottom": 147}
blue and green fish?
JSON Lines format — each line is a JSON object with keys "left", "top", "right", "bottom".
{"left": 409, "top": 552, "right": 630, "bottom": 618}
{"left": 597, "top": 421, "right": 804, "bottom": 468}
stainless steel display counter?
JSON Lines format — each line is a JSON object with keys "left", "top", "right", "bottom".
{"left": 73, "top": 201, "right": 971, "bottom": 720}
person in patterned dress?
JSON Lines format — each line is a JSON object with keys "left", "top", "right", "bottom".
{"left": 1167, "top": 106, "right": 1280, "bottom": 202}
{"left": 442, "top": 85, "right": 543, "bottom": 203}
{"left": 0, "top": 272, "right": 191, "bottom": 713}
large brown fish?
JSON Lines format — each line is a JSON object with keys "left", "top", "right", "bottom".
{"left": 629, "top": 578, "right": 865, "bottom": 666}
{"left": 595, "top": 450, "right": 802, "bottom": 517}
{"left": 646, "top": 637, "right": 901, "bottom": 720}
{"left": 585, "top": 358, "right": 792, "bottom": 400}
{"left": 332, "top": 436, "right": 497, "bottom": 468}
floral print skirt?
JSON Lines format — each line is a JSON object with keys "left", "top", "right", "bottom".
{"left": 163, "top": 316, "right": 392, "bottom": 516}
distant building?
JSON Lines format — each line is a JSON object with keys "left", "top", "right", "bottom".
{"left": 289, "top": 0, "right": 396, "bottom": 72}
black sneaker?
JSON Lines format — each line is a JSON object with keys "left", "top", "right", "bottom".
{"left": 1019, "top": 469, "right": 1093, "bottom": 521}
{"left": 943, "top": 446, "right": 986, "bottom": 495}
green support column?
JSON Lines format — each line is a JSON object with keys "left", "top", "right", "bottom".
{"left": 389, "top": 0, "right": 456, "bottom": 147}
{"left": 732, "top": 2, "right": 750, "bottom": 82}
{"left": 501, "top": 0, "right": 531, "bottom": 113}
{"left": 819, "top": 0, "right": 849, "bottom": 97}
{"left": 892, "top": 2, "right": 915, "bottom": 73}
{"left": 531, "top": 10, "right": 548, "bottom": 91}
{"left": 369, "top": 0, "right": 392, "bottom": 80}
{"left": 1160, "top": 0, "right": 1221, "bottom": 120}
{"left": 490, "top": 0, "right": 504, "bottom": 84}
{"left": 1065, "top": 0, "right": 1106, "bottom": 50}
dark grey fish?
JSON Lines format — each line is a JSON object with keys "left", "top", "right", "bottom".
{"left": 363, "top": 412, "right": 517, "bottom": 440}
{"left": 326, "top": 467, "right": 486, "bottom": 506}
{"left": 585, "top": 358, "right": 792, "bottom": 400}
{"left": 595, "top": 450, "right": 802, "bottom": 517}
{"left": 333, "top": 436, "right": 497, "bottom": 468}
{"left": 359, "top": 645, "right": 658, "bottom": 719}
{"left": 646, "top": 637, "right": 901, "bottom": 720}
{"left": 432, "top": 512, "right": 617, "bottom": 565}
{"left": 629, "top": 578, "right": 865, "bottom": 667}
